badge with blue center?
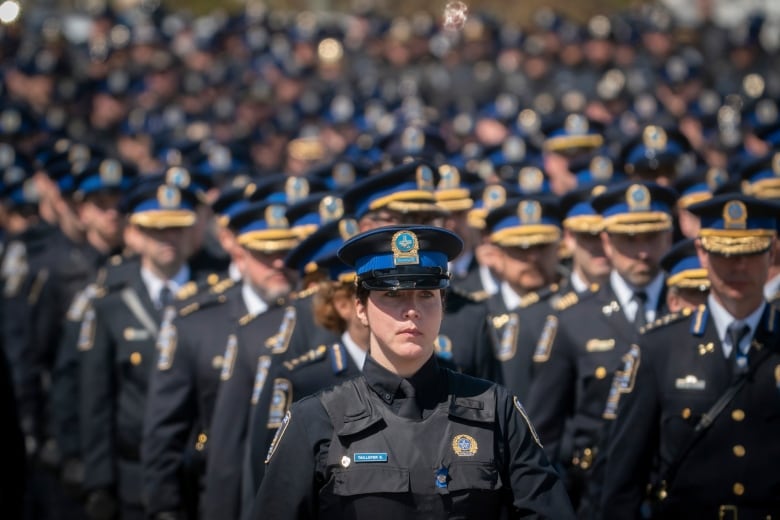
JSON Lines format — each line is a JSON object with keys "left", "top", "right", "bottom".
{"left": 451, "top": 434, "right": 478, "bottom": 457}
{"left": 435, "top": 465, "right": 449, "bottom": 489}
{"left": 518, "top": 200, "right": 542, "bottom": 225}
{"left": 392, "top": 230, "right": 420, "bottom": 265}
{"left": 165, "top": 166, "right": 191, "bottom": 188}
{"left": 626, "top": 184, "right": 650, "bottom": 212}
{"left": 642, "top": 125, "right": 667, "bottom": 150}
{"left": 724, "top": 200, "right": 747, "bottom": 229}
{"left": 157, "top": 185, "right": 181, "bottom": 209}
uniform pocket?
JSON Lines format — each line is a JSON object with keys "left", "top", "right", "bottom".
{"left": 333, "top": 466, "right": 409, "bottom": 496}
{"left": 446, "top": 461, "right": 502, "bottom": 492}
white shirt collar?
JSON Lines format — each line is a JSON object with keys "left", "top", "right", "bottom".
{"left": 479, "top": 264, "right": 499, "bottom": 296}
{"left": 500, "top": 281, "right": 522, "bottom": 311}
{"left": 610, "top": 270, "right": 665, "bottom": 324}
{"left": 764, "top": 272, "right": 780, "bottom": 301}
{"left": 707, "top": 294, "right": 765, "bottom": 359}
{"left": 140, "top": 264, "right": 190, "bottom": 307}
{"left": 241, "top": 282, "right": 268, "bottom": 316}
{"left": 228, "top": 262, "right": 242, "bottom": 282}
{"left": 341, "top": 331, "right": 367, "bottom": 370}
{"left": 570, "top": 270, "right": 589, "bottom": 294}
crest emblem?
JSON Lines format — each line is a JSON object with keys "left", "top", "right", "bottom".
{"left": 318, "top": 195, "right": 344, "bottom": 224}
{"left": 251, "top": 356, "right": 272, "bottom": 405}
{"left": 517, "top": 109, "right": 540, "bottom": 134}
{"left": 502, "top": 136, "right": 526, "bottom": 163}
{"left": 332, "top": 162, "right": 355, "bottom": 188}
{"left": 518, "top": 167, "right": 544, "bottom": 194}
{"left": 518, "top": 200, "right": 542, "bottom": 225}
{"left": 157, "top": 185, "right": 181, "bottom": 209}
{"left": 267, "top": 378, "right": 292, "bottom": 428}
{"left": 208, "top": 145, "right": 231, "bottom": 171}
{"left": 642, "top": 125, "right": 667, "bottom": 151}
{"left": 564, "top": 114, "right": 588, "bottom": 135}
{"left": 165, "top": 167, "right": 191, "bottom": 188}
{"left": 265, "top": 204, "right": 289, "bottom": 229}
{"left": 0, "top": 109, "right": 21, "bottom": 134}
{"left": 434, "top": 335, "right": 453, "bottom": 360}
{"left": 723, "top": 200, "right": 747, "bottom": 230}
{"left": 338, "top": 218, "right": 359, "bottom": 241}
{"left": 220, "top": 334, "right": 238, "bottom": 381}
{"left": 590, "top": 156, "right": 613, "bottom": 181}
{"left": 437, "top": 164, "right": 460, "bottom": 190}
{"left": 626, "top": 184, "right": 651, "bottom": 212}
{"left": 415, "top": 164, "right": 434, "bottom": 191}
{"left": 392, "top": 230, "right": 420, "bottom": 266}
{"left": 483, "top": 185, "right": 506, "bottom": 211}
{"left": 99, "top": 159, "right": 123, "bottom": 186}
{"left": 401, "top": 126, "right": 425, "bottom": 154}
{"left": 451, "top": 434, "right": 478, "bottom": 457}
{"left": 0, "top": 143, "right": 15, "bottom": 168}
{"left": 285, "top": 177, "right": 310, "bottom": 205}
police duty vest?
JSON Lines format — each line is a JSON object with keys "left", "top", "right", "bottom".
{"left": 317, "top": 372, "right": 509, "bottom": 519}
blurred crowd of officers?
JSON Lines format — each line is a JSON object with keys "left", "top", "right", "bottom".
{"left": 1, "top": 0, "right": 780, "bottom": 518}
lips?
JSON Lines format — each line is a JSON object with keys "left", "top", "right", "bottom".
{"left": 398, "top": 328, "right": 421, "bottom": 336}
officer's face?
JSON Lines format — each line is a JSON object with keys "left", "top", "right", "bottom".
{"left": 697, "top": 243, "right": 773, "bottom": 310}
{"left": 137, "top": 225, "right": 192, "bottom": 271}
{"left": 565, "top": 230, "right": 611, "bottom": 282}
{"left": 602, "top": 230, "right": 671, "bottom": 287}
{"left": 356, "top": 289, "right": 443, "bottom": 377}
{"left": 666, "top": 286, "right": 709, "bottom": 313}
{"left": 500, "top": 242, "right": 560, "bottom": 291}
{"left": 239, "top": 247, "right": 294, "bottom": 302}
{"left": 360, "top": 210, "right": 444, "bottom": 231}
{"left": 79, "top": 192, "right": 123, "bottom": 245}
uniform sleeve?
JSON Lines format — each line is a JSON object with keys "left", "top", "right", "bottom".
{"left": 51, "top": 315, "right": 84, "bottom": 459}
{"left": 600, "top": 343, "right": 659, "bottom": 520}
{"left": 250, "top": 397, "right": 330, "bottom": 520}
{"left": 142, "top": 317, "right": 196, "bottom": 515}
{"left": 201, "top": 336, "right": 253, "bottom": 520}
{"left": 523, "top": 314, "right": 576, "bottom": 461}
{"left": 79, "top": 301, "right": 117, "bottom": 493}
{"left": 498, "top": 387, "right": 576, "bottom": 519}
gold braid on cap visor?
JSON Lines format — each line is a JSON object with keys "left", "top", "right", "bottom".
{"left": 666, "top": 268, "right": 710, "bottom": 290}
{"left": 237, "top": 229, "right": 300, "bottom": 252}
{"left": 601, "top": 211, "right": 672, "bottom": 234}
{"left": 130, "top": 210, "right": 197, "bottom": 229}
{"left": 563, "top": 215, "right": 604, "bottom": 234}
{"left": 490, "top": 225, "right": 561, "bottom": 247}
{"left": 699, "top": 229, "right": 776, "bottom": 256}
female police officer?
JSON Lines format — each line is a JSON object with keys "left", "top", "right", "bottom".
{"left": 251, "top": 225, "right": 574, "bottom": 519}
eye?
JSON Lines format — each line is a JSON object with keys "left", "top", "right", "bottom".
{"left": 419, "top": 290, "right": 435, "bottom": 298}
{"left": 382, "top": 290, "right": 400, "bottom": 298}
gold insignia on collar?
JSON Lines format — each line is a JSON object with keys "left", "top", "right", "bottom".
{"left": 438, "top": 164, "right": 460, "bottom": 190}
{"left": 157, "top": 185, "right": 181, "bottom": 209}
{"left": 642, "top": 125, "right": 667, "bottom": 150}
{"left": 626, "top": 184, "right": 651, "bottom": 212}
{"left": 452, "top": 434, "right": 478, "bottom": 457}
{"left": 518, "top": 200, "right": 542, "bottom": 225}
{"left": 319, "top": 195, "right": 344, "bottom": 224}
{"left": 698, "top": 342, "right": 715, "bottom": 355}
{"left": 392, "top": 230, "right": 420, "bottom": 266}
{"left": 99, "top": 159, "right": 123, "bottom": 185}
{"left": 723, "top": 200, "right": 747, "bottom": 230}
{"left": 416, "top": 164, "right": 434, "bottom": 191}
{"left": 165, "top": 167, "right": 191, "bottom": 188}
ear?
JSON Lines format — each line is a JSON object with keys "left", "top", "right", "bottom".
{"left": 600, "top": 231, "right": 613, "bottom": 258}
{"left": 355, "top": 297, "right": 369, "bottom": 327}
{"left": 694, "top": 238, "right": 709, "bottom": 270}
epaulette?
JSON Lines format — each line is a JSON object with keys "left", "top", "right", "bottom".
{"left": 448, "top": 285, "right": 486, "bottom": 303}
{"left": 179, "top": 301, "right": 201, "bottom": 317}
{"left": 518, "top": 291, "right": 540, "bottom": 309}
{"left": 239, "top": 312, "right": 256, "bottom": 326}
{"left": 176, "top": 281, "right": 199, "bottom": 301}
{"left": 283, "top": 344, "right": 327, "bottom": 371}
{"left": 208, "top": 277, "right": 236, "bottom": 295}
{"left": 293, "top": 285, "right": 319, "bottom": 300}
{"left": 551, "top": 290, "right": 579, "bottom": 312}
{"left": 179, "top": 289, "right": 230, "bottom": 317}
{"left": 639, "top": 306, "right": 694, "bottom": 334}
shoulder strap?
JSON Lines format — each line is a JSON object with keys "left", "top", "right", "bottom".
{"left": 654, "top": 346, "right": 774, "bottom": 498}
{"left": 119, "top": 286, "right": 159, "bottom": 336}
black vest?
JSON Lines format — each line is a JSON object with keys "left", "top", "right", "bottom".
{"left": 317, "top": 373, "right": 509, "bottom": 519}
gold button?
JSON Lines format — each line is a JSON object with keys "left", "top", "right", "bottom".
{"left": 681, "top": 408, "right": 691, "bottom": 419}
{"left": 733, "top": 482, "right": 745, "bottom": 496}
{"left": 733, "top": 445, "right": 746, "bottom": 457}
{"left": 212, "top": 356, "right": 223, "bottom": 369}
{"left": 595, "top": 366, "right": 607, "bottom": 379}
{"left": 731, "top": 409, "right": 745, "bottom": 421}
{"left": 130, "top": 352, "right": 142, "bottom": 366}
{"left": 198, "top": 433, "right": 208, "bottom": 443}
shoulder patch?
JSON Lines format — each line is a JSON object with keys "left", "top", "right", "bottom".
{"left": 491, "top": 313, "right": 519, "bottom": 362}
{"left": 77, "top": 306, "right": 97, "bottom": 351}
{"left": 265, "top": 410, "right": 292, "bottom": 464}
{"left": 156, "top": 318, "right": 178, "bottom": 371}
{"left": 251, "top": 355, "right": 273, "bottom": 405}
{"left": 66, "top": 284, "right": 98, "bottom": 322}
{"left": 267, "top": 378, "right": 293, "bottom": 428}
{"left": 265, "top": 306, "right": 296, "bottom": 354}
{"left": 690, "top": 304, "right": 708, "bottom": 336}
{"left": 434, "top": 335, "right": 454, "bottom": 361}
{"left": 283, "top": 345, "right": 328, "bottom": 371}
{"left": 640, "top": 306, "right": 693, "bottom": 334}
{"left": 603, "top": 344, "right": 641, "bottom": 420}
{"left": 294, "top": 285, "right": 319, "bottom": 299}
{"left": 514, "top": 396, "right": 542, "bottom": 448}
{"left": 220, "top": 334, "right": 238, "bottom": 381}
{"left": 533, "top": 315, "right": 558, "bottom": 362}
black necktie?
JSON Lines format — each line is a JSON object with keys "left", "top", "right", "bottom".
{"left": 728, "top": 323, "right": 751, "bottom": 376}
{"left": 633, "top": 291, "right": 648, "bottom": 330}
{"left": 159, "top": 285, "right": 174, "bottom": 310}
{"left": 396, "top": 379, "right": 420, "bottom": 420}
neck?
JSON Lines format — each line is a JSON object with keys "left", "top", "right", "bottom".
{"left": 714, "top": 292, "right": 764, "bottom": 320}
{"left": 346, "top": 322, "right": 370, "bottom": 352}
{"left": 86, "top": 229, "right": 120, "bottom": 255}
{"left": 142, "top": 256, "right": 184, "bottom": 281}
{"left": 574, "top": 264, "right": 607, "bottom": 287}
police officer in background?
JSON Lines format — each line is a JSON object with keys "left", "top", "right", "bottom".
{"left": 78, "top": 180, "right": 210, "bottom": 520}
{"left": 251, "top": 225, "right": 574, "bottom": 519}
{"left": 658, "top": 238, "right": 710, "bottom": 313}
{"left": 524, "top": 181, "right": 677, "bottom": 514}
{"left": 601, "top": 194, "right": 780, "bottom": 518}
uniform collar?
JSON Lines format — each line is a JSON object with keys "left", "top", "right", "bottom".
{"left": 610, "top": 270, "right": 664, "bottom": 320}
{"left": 364, "top": 354, "right": 443, "bottom": 408}
{"left": 500, "top": 281, "right": 523, "bottom": 311}
{"left": 570, "top": 270, "right": 589, "bottom": 294}
{"left": 341, "top": 331, "right": 367, "bottom": 370}
{"left": 707, "top": 293, "right": 765, "bottom": 358}
{"left": 140, "top": 264, "right": 190, "bottom": 306}
{"left": 241, "top": 281, "right": 269, "bottom": 316}
{"left": 765, "top": 272, "right": 780, "bottom": 301}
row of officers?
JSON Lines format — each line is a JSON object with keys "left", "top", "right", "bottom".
{"left": 2, "top": 155, "right": 780, "bottom": 519}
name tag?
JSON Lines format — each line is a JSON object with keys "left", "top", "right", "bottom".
{"left": 675, "top": 375, "right": 706, "bottom": 390}
{"left": 354, "top": 453, "right": 388, "bottom": 463}
{"left": 586, "top": 338, "right": 615, "bottom": 352}
{"left": 124, "top": 328, "right": 151, "bottom": 341}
